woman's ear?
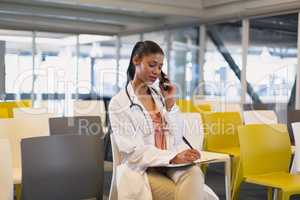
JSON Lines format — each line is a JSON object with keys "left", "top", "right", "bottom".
{"left": 133, "top": 55, "right": 142, "bottom": 66}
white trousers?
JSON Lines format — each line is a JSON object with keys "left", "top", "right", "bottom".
{"left": 148, "top": 166, "right": 219, "bottom": 200}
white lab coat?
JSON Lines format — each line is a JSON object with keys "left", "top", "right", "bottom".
{"left": 109, "top": 82, "right": 217, "bottom": 200}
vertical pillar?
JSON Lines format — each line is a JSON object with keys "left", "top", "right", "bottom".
{"left": 0, "top": 41, "right": 5, "bottom": 100}
{"left": 296, "top": 13, "right": 300, "bottom": 109}
{"left": 241, "top": 19, "right": 249, "bottom": 108}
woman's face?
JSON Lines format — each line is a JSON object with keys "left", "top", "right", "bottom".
{"left": 134, "top": 53, "right": 164, "bottom": 85}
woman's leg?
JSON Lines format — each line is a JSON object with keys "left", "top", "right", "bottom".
{"left": 147, "top": 168, "right": 176, "bottom": 200}
{"left": 166, "top": 166, "right": 204, "bottom": 200}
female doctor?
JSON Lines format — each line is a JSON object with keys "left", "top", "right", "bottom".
{"left": 109, "top": 41, "right": 218, "bottom": 200}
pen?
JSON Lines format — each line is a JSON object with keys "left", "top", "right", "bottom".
{"left": 182, "top": 136, "right": 194, "bottom": 150}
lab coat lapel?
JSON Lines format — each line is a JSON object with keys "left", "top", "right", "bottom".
{"left": 127, "top": 83, "right": 155, "bottom": 139}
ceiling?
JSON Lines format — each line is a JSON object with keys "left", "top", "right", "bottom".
{"left": 0, "top": 0, "right": 299, "bottom": 35}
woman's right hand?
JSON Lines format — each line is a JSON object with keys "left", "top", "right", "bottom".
{"left": 170, "top": 149, "right": 201, "bottom": 164}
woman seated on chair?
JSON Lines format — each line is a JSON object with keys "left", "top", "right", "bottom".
{"left": 109, "top": 40, "right": 218, "bottom": 200}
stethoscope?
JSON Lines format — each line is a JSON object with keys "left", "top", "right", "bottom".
{"left": 125, "top": 81, "right": 166, "bottom": 133}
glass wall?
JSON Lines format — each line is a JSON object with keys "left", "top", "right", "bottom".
{"left": 2, "top": 30, "right": 116, "bottom": 100}
{"left": 247, "top": 14, "right": 298, "bottom": 103}
{"left": 3, "top": 30, "right": 33, "bottom": 95}
{"left": 169, "top": 27, "right": 199, "bottom": 99}
{"left": 1, "top": 13, "right": 299, "bottom": 110}
{"left": 203, "top": 21, "right": 242, "bottom": 103}
{"left": 119, "top": 34, "right": 140, "bottom": 88}
{"left": 93, "top": 37, "right": 117, "bottom": 97}
{"left": 34, "top": 32, "right": 76, "bottom": 97}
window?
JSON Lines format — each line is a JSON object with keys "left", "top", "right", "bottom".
{"left": 119, "top": 35, "right": 140, "bottom": 88}
{"left": 247, "top": 14, "right": 298, "bottom": 103}
{"left": 34, "top": 32, "right": 76, "bottom": 95}
{"left": 203, "top": 22, "right": 242, "bottom": 102}
{"left": 2, "top": 30, "right": 33, "bottom": 94}
{"left": 169, "top": 27, "right": 199, "bottom": 99}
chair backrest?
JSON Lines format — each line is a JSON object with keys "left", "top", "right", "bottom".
{"left": 176, "top": 99, "right": 212, "bottom": 113}
{"left": 0, "top": 100, "right": 32, "bottom": 118}
{"left": 291, "top": 122, "right": 300, "bottom": 174}
{"left": 0, "top": 119, "right": 18, "bottom": 169}
{"left": 21, "top": 135, "right": 103, "bottom": 200}
{"left": 73, "top": 101, "right": 106, "bottom": 126}
{"left": 193, "top": 104, "right": 212, "bottom": 112}
{"left": 0, "top": 100, "right": 32, "bottom": 109}
{"left": 0, "top": 118, "right": 50, "bottom": 169}
{"left": 287, "top": 110, "right": 300, "bottom": 144}
{"left": 0, "top": 139, "right": 13, "bottom": 200}
{"left": 49, "top": 116, "right": 104, "bottom": 138}
{"left": 0, "top": 108, "right": 10, "bottom": 118}
{"left": 109, "top": 134, "right": 121, "bottom": 200}
{"left": 202, "top": 112, "right": 242, "bottom": 150}
{"left": 180, "top": 113, "right": 204, "bottom": 150}
{"left": 238, "top": 124, "right": 291, "bottom": 176}
{"left": 292, "top": 122, "right": 300, "bottom": 154}
{"left": 176, "top": 99, "right": 194, "bottom": 112}
{"left": 243, "top": 110, "right": 278, "bottom": 125}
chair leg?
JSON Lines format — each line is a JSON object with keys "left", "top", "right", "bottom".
{"left": 200, "top": 164, "right": 208, "bottom": 175}
{"left": 281, "top": 193, "right": 290, "bottom": 200}
{"left": 231, "top": 157, "right": 243, "bottom": 200}
{"left": 15, "top": 184, "right": 21, "bottom": 200}
{"left": 267, "top": 187, "right": 273, "bottom": 200}
{"left": 277, "top": 190, "right": 284, "bottom": 200}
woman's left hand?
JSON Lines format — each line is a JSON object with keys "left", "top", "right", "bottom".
{"left": 159, "top": 81, "right": 176, "bottom": 112}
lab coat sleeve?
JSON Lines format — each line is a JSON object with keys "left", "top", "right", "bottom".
{"left": 109, "top": 98, "right": 178, "bottom": 172}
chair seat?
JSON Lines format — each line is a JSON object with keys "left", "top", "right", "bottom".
{"left": 246, "top": 172, "right": 300, "bottom": 192}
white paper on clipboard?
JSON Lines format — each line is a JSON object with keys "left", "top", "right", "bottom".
{"left": 164, "top": 156, "right": 218, "bottom": 168}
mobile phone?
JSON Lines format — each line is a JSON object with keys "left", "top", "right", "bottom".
{"left": 159, "top": 71, "right": 170, "bottom": 91}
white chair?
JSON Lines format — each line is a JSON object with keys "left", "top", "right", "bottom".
{"left": 0, "top": 139, "right": 13, "bottom": 200}
{"left": 0, "top": 119, "right": 18, "bottom": 174}
{"left": 291, "top": 122, "right": 300, "bottom": 174}
{"left": 0, "top": 118, "right": 50, "bottom": 185}
{"left": 180, "top": 113, "right": 204, "bottom": 150}
{"left": 109, "top": 134, "right": 121, "bottom": 200}
{"left": 243, "top": 110, "right": 278, "bottom": 124}
{"left": 73, "top": 100, "right": 106, "bottom": 127}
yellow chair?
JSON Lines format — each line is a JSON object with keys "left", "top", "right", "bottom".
{"left": 0, "top": 108, "right": 10, "bottom": 118}
{"left": 194, "top": 104, "right": 212, "bottom": 112}
{"left": 238, "top": 124, "right": 300, "bottom": 200}
{"left": 176, "top": 99, "right": 194, "bottom": 112}
{"left": 201, "top": 112, "right": 243, "bottom": 200}
{"left": 0, "top": 100, "right": 32, "bottom": 118}
{"left": 176, "top": 99, "right": 212, "bottom": 113}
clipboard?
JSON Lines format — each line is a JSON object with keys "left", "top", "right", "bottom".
{"left": 164, "top": 158, "right": 218, "bottom": 168}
